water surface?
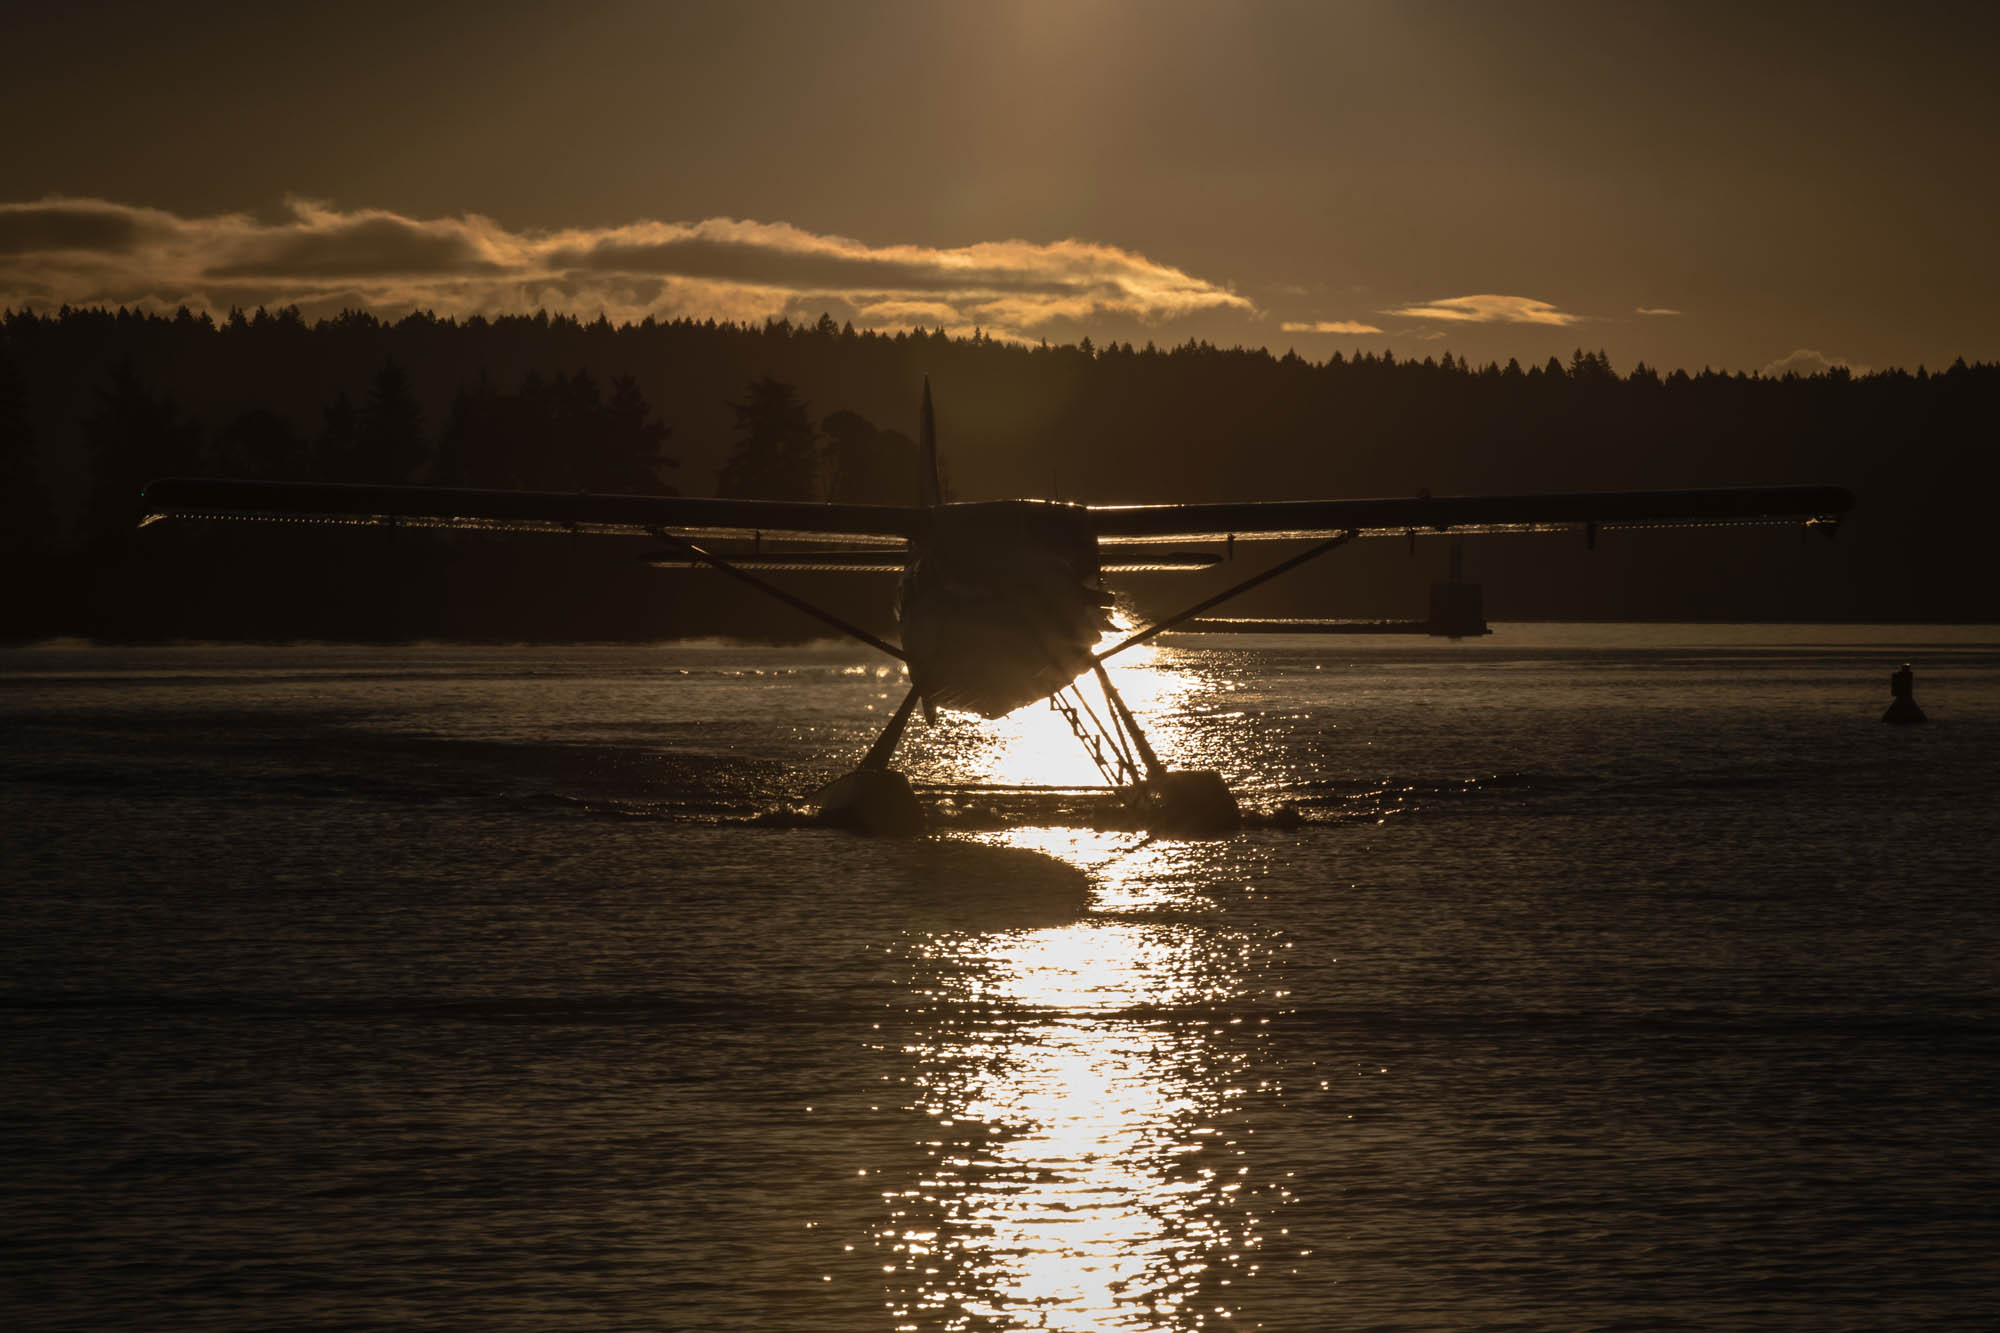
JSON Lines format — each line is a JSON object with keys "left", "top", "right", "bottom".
{"left": 3, "top": 627, "right": 1996, "bottom": 1330}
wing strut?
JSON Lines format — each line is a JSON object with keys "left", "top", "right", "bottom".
{"left": 1091, "top": 662, "right": 1168, "bottom": 784}
{"left": 861, "top": 686, "right": 924, "bottom": 771}
{"left": 648, "top": 530, "right": 906, "bottom": 662}
{"left": 1093, "top": 531, "right": 1359, "bottom": 664}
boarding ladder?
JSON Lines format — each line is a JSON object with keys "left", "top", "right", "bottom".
{"left": 1050, "top": 683, "right": 1143, "bottom": 791}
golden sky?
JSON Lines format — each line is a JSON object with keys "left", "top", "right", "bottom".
{"left": 5, "top": 0, "right": 1994, "bottom": 373}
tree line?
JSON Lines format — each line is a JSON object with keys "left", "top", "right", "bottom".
{"left": 2, "top": 303, "right": 1994, "bottom": 641}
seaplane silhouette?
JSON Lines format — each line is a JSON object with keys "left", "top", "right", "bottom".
{"left": 141, "top": 382, "right": 1853, "bottom": 835}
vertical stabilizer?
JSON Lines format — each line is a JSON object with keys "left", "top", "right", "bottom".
{"left": 918, "top": 377, "right": 942, "bottom": 507}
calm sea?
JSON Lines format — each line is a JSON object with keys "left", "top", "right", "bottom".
{"left": 3, "top": 627, "right": 1996, "bottom": 1331}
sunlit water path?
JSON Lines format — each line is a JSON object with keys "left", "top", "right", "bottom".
{"left": 3, "top": 628, "right": 1996, "bottom": 1330}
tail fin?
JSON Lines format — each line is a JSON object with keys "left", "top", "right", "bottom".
{"left": 918, "top": 377, "right": 942, "bottom": 507}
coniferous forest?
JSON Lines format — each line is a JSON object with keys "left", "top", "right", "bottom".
{"left": 3, "top": 304, "right": 1994, "bottom": 643}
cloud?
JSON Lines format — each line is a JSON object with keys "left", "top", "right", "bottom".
{"left": 0, "top": 198, "right": 167, "bottom": 255}
{"left": 1760, "top": 347, "right": 1866, "bottom": 378}
{"left": 1635, "top": 306, "right": 1682, "bottom": 317}
{"left": 1280, "top": 319, "right": 1383, "bottom": 335}
{"left": 1384, "top": 294, "right": 1580, "bottom": 325}
{"left": 206, "top": 206, "right": 509, "bottom": 279}
{"left": 853, "top": 299, "right": 962, "bottom": 327}
{"left": 0, "top": 197, "right": 1252, "bottom": 341}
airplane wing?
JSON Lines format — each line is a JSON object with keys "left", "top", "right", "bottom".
{"left": 638, "top": 549, "right": 1222, "bottom": 573}
{"left": 138, "top": 478, "right": 919, "bottom": 546}
{"left": 1087, "top": 484, "right": 1854, "bottom": 544}
{"left": 143, "top": 477, "right": 1855, "bottom": 552}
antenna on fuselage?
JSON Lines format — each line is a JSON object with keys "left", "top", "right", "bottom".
{"left": 918, "top": 377, "right": 942, "bottom": 508}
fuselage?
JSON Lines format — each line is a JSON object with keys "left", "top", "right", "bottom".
{"left": 896, "top": 500, "right": 1112, "bottom": 718}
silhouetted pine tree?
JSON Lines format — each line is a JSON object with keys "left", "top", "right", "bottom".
{"left": 718, "top": 377, "right": 819, "bottom": 500}
{"left": 80, "top": 360, "right": 202, "bottom": 557}
{"left": 596, "top": 374, "right": 679, "bottom": 494}
{"left": 210, "top": 408, "right": 305, "bottom": 478}
{"left": 348, "top": 358, "right": 428, "bottom": 482}
{"left": 821, "top": 409, "right": 917, "bottom": 505}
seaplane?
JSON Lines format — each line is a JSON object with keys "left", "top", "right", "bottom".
{"left": 139, "top": 382, "right": 1853, "bottom": 835}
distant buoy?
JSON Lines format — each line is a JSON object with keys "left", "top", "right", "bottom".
{"left": 1882, "top": 663, "right": 1927, "bottom": 724}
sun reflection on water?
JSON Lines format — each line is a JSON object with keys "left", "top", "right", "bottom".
{"left": 953, "top": 643, "right": 1200, "bottom": 791}
{"left": 878, "top": 820, "right": 1281, "bottom": 1331}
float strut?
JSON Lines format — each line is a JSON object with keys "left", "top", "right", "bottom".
{"left": 1090, "top": 642, "right": 1240, "bottom": 836}
{"left": 861, "top": 686, "right": 923, "bottom": 771}
{"left": 813, "top": 683, "right": 928, "bottom": 835}
{"left": 1091, "top": 662, "right": 1167, "bottom": 784}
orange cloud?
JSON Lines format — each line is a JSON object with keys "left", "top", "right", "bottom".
{"left": 1385, "top": 294, "right": 1579, "bottom": 325}
{"left": 1279, "top": 319, "right": 1383, "bottom": 335}
{"left": 0, "top": 197, "right": 1253, "bottom": 341}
